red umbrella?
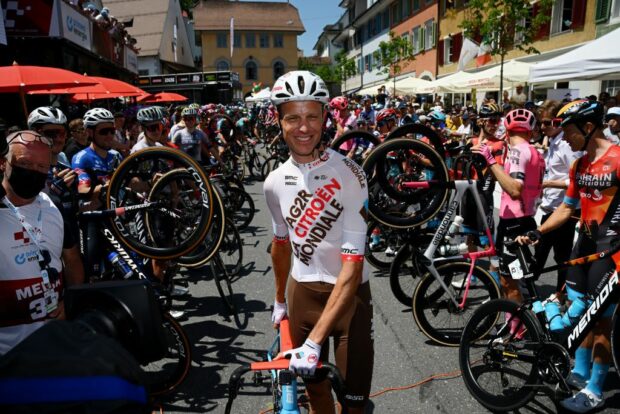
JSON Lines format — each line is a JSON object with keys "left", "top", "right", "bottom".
{"left": 0, "top": 62, "right": 98, "bottom": 93}
{"left": 0, "top": 62, "right": 99, "bottom": 119}
{"left": 30, "top": 76, "right": 146, "bottom": 101}
{"left": 138, "top": 92, "right": 189, "bottom": 103}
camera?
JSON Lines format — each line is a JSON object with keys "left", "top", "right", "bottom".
{"left": 64, "top": 279, "right": 168, "bottom": 364}
{"left": 0, "top": 280, "right": 168, "bottom": 413}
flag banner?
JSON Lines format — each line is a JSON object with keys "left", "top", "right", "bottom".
{"left": 458, "top": 37, "right": 479, "bottom": 71}
{"left": 476, "top": 38, "right": 492, "bottom": 67}
{"left": 230, "top": 17, "right": 234, "bottom": 58}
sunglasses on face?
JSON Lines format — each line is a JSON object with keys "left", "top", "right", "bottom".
{"left": 145, "top": 124, "right": 162, "bottom": 132}
{"left": 41, "top": 129, "right": 66, "bottom": 139}
{"left": 184, "top": 117, "right": 196, "bottom": 122}
{"left": 97, "top": 127, "right": 116, "bottom": 136}
{"left": 8, "top": 132, "right": 53, "bottom": 147}
{"left": 377, "top": 121, "right": 387, "bottom": 128}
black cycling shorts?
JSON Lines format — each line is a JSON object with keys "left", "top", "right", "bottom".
{"left": 496, "top": 216, "right": 537, "bottom": 278}
{"left": 567, "top": 233, "right": 616, "bottom": 297}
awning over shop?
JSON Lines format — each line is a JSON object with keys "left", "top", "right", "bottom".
{"left": 466, "top": 60, "right": 533, "bottom": 88}
{"left": 529, "top": 27, "right": 620, "bottom": 82}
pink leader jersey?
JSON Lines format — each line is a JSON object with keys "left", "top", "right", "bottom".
{"left": 499, "top": 142, "right": 545, "bottom": 219}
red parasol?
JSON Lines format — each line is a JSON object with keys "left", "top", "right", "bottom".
{"left": 0, "top": 62, "right": 99, "bottom": 119}
{"left": 137, "top": 92, "right": 189, "bottom": 103}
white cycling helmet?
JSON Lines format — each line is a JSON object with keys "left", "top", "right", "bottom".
{"left": 270, "top": 70, "right": 329, "bottom": 107}
{"left": 27, "top": 106, "right": 67, "bottom": 129}
{"left": 83, "top": 108, "right": 114, "bottom": 128}
{"left": 137, "top": 106, "right": 165, "bottom": 124}
{"left": 181, "top": 107, "right": 198, "bottom": 117}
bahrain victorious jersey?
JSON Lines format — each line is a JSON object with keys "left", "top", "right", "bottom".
{"left": 264, "top": 148, "right": 369, "bottom": 284}
{"left": 564, "top": 145, "right": 620, "bottom": 236}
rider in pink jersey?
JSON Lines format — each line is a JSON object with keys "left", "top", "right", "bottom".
{"left": 500, "top": 141, "right": 545, "bottom": 219}
{"left": 475, "top": 108, "right": 545, "bottom": 304}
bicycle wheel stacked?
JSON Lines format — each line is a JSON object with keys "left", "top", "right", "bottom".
{"left": 362, "top": 137, "right": 450, "bottom": 229}
{"left": 106, "top": 147, "right": 214, "bottom": 260}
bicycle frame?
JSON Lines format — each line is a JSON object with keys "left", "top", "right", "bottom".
{"left": 506, "top": 241, "right": 620, "bottom": 353}
{"left": 403, "top": 179, "right": 497, "bottom": 308}
{"left": 225, "top": 318, "right": 348, "bottom": 414}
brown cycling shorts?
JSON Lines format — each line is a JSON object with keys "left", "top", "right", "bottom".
{"left": 287, "top": 278, "right": 374, "bottom": 407}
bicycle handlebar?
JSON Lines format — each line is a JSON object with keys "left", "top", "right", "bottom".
{"left": 225, "top": 362, "right": 348, "bottom": 414}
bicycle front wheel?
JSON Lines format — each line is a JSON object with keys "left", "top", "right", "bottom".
{"left": 459, "top": 299, "right": 542, "bottom": 412}
{"left": 211, "top": 253, "right": 236, "bottom": 315}
{"left": 412, "top": 262, "right": 501, "bottom": 346}
{"left": 142, "top": 312, "right": 192, "bottom": 396}
{"left": 107, "top": 147, "right": 214, "bottom": 260}
{"left": 261, "top": 155, "right": 281, "bottom": 180}
{"left": 365, "top": 219, "right": 406, "bottom": 270}
{"left": 362, "top": 138, "right": 449, "bottom": 229}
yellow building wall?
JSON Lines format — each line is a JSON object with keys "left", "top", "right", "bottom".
{"left": 438, "top": 1, "right": 598, "bottom": 76}
{"left": 202, "top": 31, "right": 299, "bottom": 95}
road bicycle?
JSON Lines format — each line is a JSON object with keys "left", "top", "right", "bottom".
{"left": 224, "top": 318, "right": 348, "bottom": 414}
{"left": 105, "top": 146, "right": 215, "bottom": 260}
{"left": 78, "top": 206, "right": 192, "bottom": 397}
{"left": 459, "top": 237, "right": 620, "bottom": 411}
{"left": 362, "top": 137, "right": 500, "bottom": 345}
{"left": 150, "top": 168, "right": 241, "bottom": 314}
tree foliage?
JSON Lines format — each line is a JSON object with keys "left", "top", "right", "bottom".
{"left": 376, "top": 31, "right": 415, "bottom": 81}
{"left": 334, "top": 50, "right": 357, "bottom": 83}
{"left": 459, "top": 0, "right": 553, "bottom": 58}
{"left": 297, "top": 58, "right": 339, "bottom": 83}
{"left": 459, "top": 0, "right": 553, "bottom": 94}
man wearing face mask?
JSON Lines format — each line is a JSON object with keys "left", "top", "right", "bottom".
{"left": 72, "top": 108, "right": 123, "bottom": 280}
{"left": 27, "top": 109, "right": 84, "bottom": 288}
{"left": 0, "top": 131, "right": 81, "bottom": 355}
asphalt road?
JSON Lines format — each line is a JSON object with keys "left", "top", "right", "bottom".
{"left": 159, "top": 178, "right": 620, "bottom": 414}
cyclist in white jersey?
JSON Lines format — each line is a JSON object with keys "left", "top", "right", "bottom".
{"left": 264, "top": 71, "right": 372, "bottom": 414}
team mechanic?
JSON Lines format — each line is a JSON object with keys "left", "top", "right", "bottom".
{"left": 264, "top": 71, "right": 373, "bottom": 414}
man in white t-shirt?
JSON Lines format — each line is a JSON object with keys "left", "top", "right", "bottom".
{"left": 603, "top": 106, "right": 620, "bottom": 144}
{"left": 0, "top": 131, "right": 79, "bottom": 356}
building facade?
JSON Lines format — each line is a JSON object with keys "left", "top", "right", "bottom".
{"left": 194, "top": 0, "right": 304, "bottom": 96}
{"left": 437, "top": 0, "right": 620, "bottom": 99}
{"left": 105, "top": 0, "right": 196, "bottom": 75}
{"left": 390, "top": 0, "right": 438, "bottom": 81}
{"left": 331, "top": 0, "right": 440, "bottom": 95}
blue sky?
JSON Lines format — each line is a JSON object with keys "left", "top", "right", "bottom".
{"left": 243, "top": 0, "right": 343, "bottom": 56}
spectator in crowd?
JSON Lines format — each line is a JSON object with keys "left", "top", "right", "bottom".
{"left": 376, "top": 86, "right": 388, "bottom": 106}
{"left": 0, "top": 131, "right": 83, "bottom": 356}
{"left": 64, "top": 119, "right": 89, "bottom": 162}
{"left": 603, "top": 106, "right": 620, "bottom": 144}
{"left": 512, "top": 85, "right": 527, "bottom": 105}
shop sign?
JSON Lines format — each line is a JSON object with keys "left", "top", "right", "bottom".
{"left": 125, "top": 47, "right": 138, "bottom": 74}
{"left": 60, "top": 1, "right": 91, "bottom": 51}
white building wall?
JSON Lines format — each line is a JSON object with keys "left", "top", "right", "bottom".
{"left": 345, "top": 30, "right": 390, "bottom": 92}
{"left": 138, "top": 56, "right": 162, "bottom": 75}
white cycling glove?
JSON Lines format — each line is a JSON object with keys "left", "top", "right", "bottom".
{"left": 284, "top": 338, "right": 321, "bottom": 376}
{"left": 271, "top": 301, "right": 287, "bottom": 325}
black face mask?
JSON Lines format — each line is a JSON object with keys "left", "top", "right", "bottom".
{"left": 8, "top": 164, "right": 48, "bottom": 199}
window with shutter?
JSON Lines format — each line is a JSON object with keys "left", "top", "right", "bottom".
{"left": 571, "top": 0, "right": 586, "bottom": 29}
{"left": 438, "top": 39, "right": 445, "bottom": 66}
{"left": 412, "top": 27, "right": 420, "bottom": 54}
{"left": 533, "top": 3, "right": 551, "bottom": 39}
{"left": 595, "top": 0, "right": 612, "bottom": 22}
{"left": 452, "top": 33, "right": 463, "bottom": 62}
